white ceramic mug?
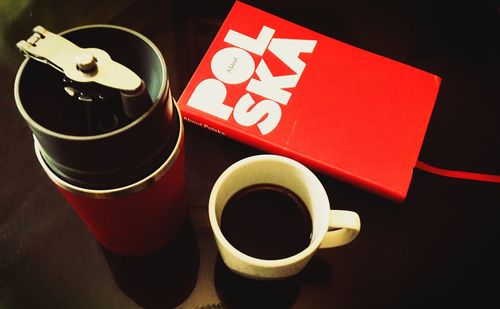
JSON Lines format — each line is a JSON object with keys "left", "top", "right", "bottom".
{"left": 208, "top": 154, "right": 361, "bottom": 280}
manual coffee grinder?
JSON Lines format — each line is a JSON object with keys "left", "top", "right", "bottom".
{"left": 14, "top": 25, "right": 186, "bottom": 256}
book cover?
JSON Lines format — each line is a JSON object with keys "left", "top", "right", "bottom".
{"left": 177, "top": 1, "right": 441, "bottom": 202}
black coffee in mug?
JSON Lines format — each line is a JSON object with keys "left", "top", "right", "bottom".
{"left": 220, "top": 184, "right": 312, "bottom": 260}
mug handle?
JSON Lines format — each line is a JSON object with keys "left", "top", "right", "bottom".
{"left": 319, "top": 210, "right": 361, "bottom": 248}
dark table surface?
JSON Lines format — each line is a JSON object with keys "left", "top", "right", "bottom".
{"left": 1, "top": 0, "right": 499, "bottom": 308}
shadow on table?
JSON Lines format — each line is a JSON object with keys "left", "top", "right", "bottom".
{"left": 100, "top": 218, "right": 200, "bottom": 309}
{"left": 214, "top": 254, "right": 333, "bottom": 309}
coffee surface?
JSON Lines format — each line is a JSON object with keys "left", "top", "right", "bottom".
{"left": 220, "top": 183, "right": 312, "bottom": 260}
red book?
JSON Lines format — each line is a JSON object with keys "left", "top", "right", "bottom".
{"left": 177, "top": 1, "right": 441, "bottom": 202}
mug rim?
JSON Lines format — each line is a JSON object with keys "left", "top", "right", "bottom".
{"left": 208, "top": 154, "right": 330, "bottom": 268}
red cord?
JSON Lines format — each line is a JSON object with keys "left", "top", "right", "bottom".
{"left": 415, "top": 161, "right": 500, "bottom": 183}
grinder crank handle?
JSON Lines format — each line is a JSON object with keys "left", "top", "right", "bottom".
{"left": 17, "top": 25, "right": 151, "bottom": 119}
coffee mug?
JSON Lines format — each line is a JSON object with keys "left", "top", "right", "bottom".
{"left": 15, "top": 25, "right": 186, "bottom": 256}
{"left": 208, "top": 154, "right": 361, "bottom": 280}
